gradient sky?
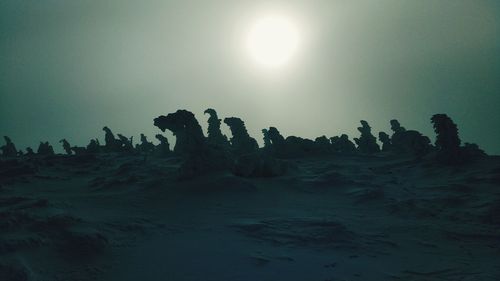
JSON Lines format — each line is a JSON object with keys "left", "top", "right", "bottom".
{"left": 1, "top": 0, "right": 499, "bottom": 154}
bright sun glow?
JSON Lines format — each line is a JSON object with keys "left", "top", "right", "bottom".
{"left": 246, "top": 15, "right": 300, "bottom": 68}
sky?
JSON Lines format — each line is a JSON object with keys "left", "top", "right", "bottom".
{"left": 1, "top": 0, "right": 499, "bottom": 154}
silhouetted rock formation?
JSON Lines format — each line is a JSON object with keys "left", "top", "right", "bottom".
{"left": 60, "top": 139, "right": 72, "bottom": 155}
{"left": 25, "top": 147, "right": 35, "bottom": 156}
{"left": 262, "top": 129, "right": 272, "bottom": 149}
{"left": 267, "top": 127, "right": 288, "bottom": 154}
{"left": 71, "top": 146, "right": 87, "bottom": 155}
{"left": 155, "top": 110, "right": 229, "bottom": 179}
{"left": 340, "top": 134, "right": 357, "bottom": 153}
{"left": 283, "top": 136, "right": 316, "bottom": 156}
{"left": 330, "top": 136, "right": 340, "bottom": 151}
{"left": 204, "top": 108, "right": 230, "bottom": 148}
{"left": 315, "top": 136, "right": 331, "bottom": 152}
{"left": 117, "top": 134, "right": 134, "bottom": 152}
{"left": 223, "top": 118, "right": 289, "bottom": 177}
{"left": 431, "top": 114, "right": 461, "bottom": 163}
{"left": 262, "top": 127, "right": 328, "bottom": 157}
{"left": 1, "top": 136, "right": 18, "bottom": 157}
{"left": 264, "top": 128, "right": 335, "bottom": 156}
{"left": 330, "top": 134, "right": 357, "bottom": 154}
{"left": 86, "top": 139, "right": 101, "bottom": 154}
{"left": 267, "top": 127, "right": 286, "bottom": 146}
{"left": 462, "top": 142, "right": 486, "bottom": 159}
{"left": 378, "top": 132, "right": 392, "bottom": 152}
{"left": 3, "top": 108, "right": 490, "bottom": 180}
{"left": 136, "top": 134, "right": 155, "bottom": 153}
{"left": 224, "top": 117, "right": 259, "bottom": 155}
{"left": 154, "top": 109, "right": 207, "bottom": 154}
{"left": 155, "top": 134, "right": 171, "bottom": 156}
{"left": 430, "top": 114, "right": 486, "bottom": 163}
{"left": 37, "top": 142, "right": 55, "bottom": 156}
{"left": 261, "top": 127, "right": 289, "bottom": 156}
{"left": 389, "top": 119, "right": 432, "bottom": 157}
{"left": 103, "top": 126, "right": 121, "bottom": 152}
{"left": 354, "top": 121, "right": 380, "bottom": 154}
{"left": 390, "top": 119, "right": 406, "bottom": 134}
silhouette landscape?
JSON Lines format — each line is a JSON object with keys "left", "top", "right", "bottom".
{"left": 1, "top": 110, "right": 500, "bottom": 280}
{"left": 0, "top": 1, "right": 499, "bottom": 281}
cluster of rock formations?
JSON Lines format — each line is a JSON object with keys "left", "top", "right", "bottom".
{"left": 354, "top": 120, "right": 380, "bottom": 154}
{"left": 223, "top": 117, "right": 259, "bottom": 155}
{"left": 1, "top": 129, "right": 170, "bottom": 159}
{"left": 204, "top": 108, "right": 230, "bottom": 148}
{"left": 0, "top": 110, "right": 486, "bottom": 178}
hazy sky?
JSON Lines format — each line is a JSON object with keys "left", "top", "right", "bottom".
{"left": 1, "top": 0, "right": 499, "bottom": 154}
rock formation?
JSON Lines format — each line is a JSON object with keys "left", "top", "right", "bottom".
{"left": 378, "top": 132, "right": 392, "bottom": 152}
{"left": 387, "top": 119, "right": 432, "bottom": 158}
{"left": 261, "top": 127, "right": 288, "bottom": 156}
{"left": 262, "top": 129, "right": 272, "bottom": 149}
{"left": 262, "top": 127, "right": 331, "bottom": 157}
{"left": 354, "top": 120, "right": 380, "bottom": 154}
{"left": 1, "top": 136, "right": 18, "bottom": 157}
{"left": 267, "top": 127, "right": 286, "bottom": 148}
{"left": 155, "top": 134, "right": 171, "bottom": 156}
{"left": 431, "top": 114, "right": 462, "bottom": 163}
{"left": 37, "top": 142, "right": 55, "bottom": 156}
{"left": 25, "top": 147, "right": 35, "bottom": 156}
{"left": 155, "top": 110, "right": 231, "bottom": 179}
{"left": 224, "top": 117, "right": 259, "bottom": 155}
{"left": 390, "top": 119, "right": 406, "bottom": 134}
{"left": 315, "top": 136, "right": 331, "bottom": 152}
{"left": 136, "top": 134, "right": 155, "bottom": 153}
{"left": 154, "top": 109, "right": 207, "bottom": 154}
{"left": 117, "top": 134, "right": 134, "bottom": 152}
{"left": 204, "top": 108, "right": 230, "bottom": 148}
{"left": 330, "top": 134, "right": 357, "bottom": 154}
{"left": 60, "top": 139, "right": 72, "bottom": 155}
{"left": 462, "top": 142, "right": 486, "bottom": 159}
{"left": 86, "top": 139, "right": 101, "bottom": 154}
{"left": 283, "top": 136, "right": 316, "bottom": 156}
{"left": 330, "top": 136, "right": 341, "bottom": 152}
{"left": 71, "top": 146, "right": 87, "bottom": 155}
{"left": 103, "top": 126, "right": 120, "bottom": 152}
{"left": 339, "top": 134, "right": 357, "bottom": 153}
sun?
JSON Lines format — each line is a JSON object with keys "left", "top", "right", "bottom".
{"left": 246, "top": 15, "right": 300, "bottom": 68}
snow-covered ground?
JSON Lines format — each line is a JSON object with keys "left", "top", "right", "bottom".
{"left": 1, "top": 153, "right": 499, "bottom": 281}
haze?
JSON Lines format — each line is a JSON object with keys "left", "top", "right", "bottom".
{"left": 1, "top": 0, "right": 499, "bottom": 154}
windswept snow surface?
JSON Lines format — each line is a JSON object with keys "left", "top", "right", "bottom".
{"left": 0, "top": 153, "right": 499, "bottom": 281}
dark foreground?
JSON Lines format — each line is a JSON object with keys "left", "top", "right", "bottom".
{"left": 0, "top": 153, "right": 499, "bottom": 281}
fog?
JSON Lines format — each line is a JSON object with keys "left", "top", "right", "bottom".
{"left": 1, "top": 0, "right": 499, "bottom": 153}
